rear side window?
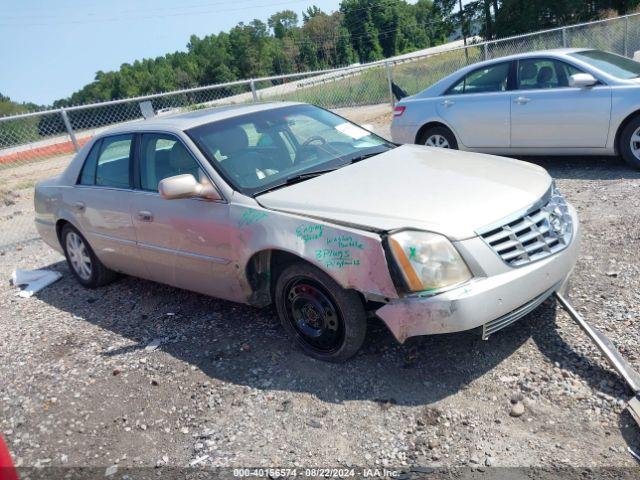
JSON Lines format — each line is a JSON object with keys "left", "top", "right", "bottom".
{"left": 78, "top": 141, "right": 100, "bottom": 185}
{"left": 447, "top": 62, "right": 510, "bottom": 94}
{"left": 95, "top": 135, "right": 133, "bottom": 188}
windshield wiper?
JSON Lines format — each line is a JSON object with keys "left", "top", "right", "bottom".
{"left": 254, "top": 167, "right": 339, "bottom": 195}
{"left": 346, "top": 150, "right": 385, "bottom": 164}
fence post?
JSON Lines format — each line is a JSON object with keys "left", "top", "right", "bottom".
{"left": 385, "top": 61, "right": 395, "bottom": 108}
{"left": 624, "top": 15, "right": 629, "bottom": 57}
{"left": 60, "top": 108, "right": 79, "bottom": 152}
{"left": 250, "top": 80, "right": 258, "bottom": 102}
{"left": 483, "top": 42, "right": 489, "bottom": 60}
{"left": 562, "top": 27, "right": 568, "bottom": 47}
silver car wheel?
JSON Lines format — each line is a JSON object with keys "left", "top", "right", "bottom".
{"left": 425, "top": 134, "right": 450, "bottom": 149}
{"left": 630, "top": 126, "right": 640, "bottom": 160}
{"left": 66, "top": 232, "right": 92, "bottom": 280}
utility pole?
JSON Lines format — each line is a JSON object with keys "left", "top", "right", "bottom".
{"left": 459, "top": 0, "right": 469, "bottom": 62}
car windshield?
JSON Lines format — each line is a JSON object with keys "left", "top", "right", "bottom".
{"left": 186, "top": 104, "right": 394, "bottom": 196}
{"left": 570, "top": 50, "right": 640, "bottom": 79}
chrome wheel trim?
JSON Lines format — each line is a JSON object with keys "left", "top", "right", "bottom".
{"left": 630, "top": 127, "right": 640, "bottom": 160}
{"left": 425, "top": 134, "right": 450, "bottom": 148}
{"left": 66, "top": 232, "right": 92, "bottom": 280}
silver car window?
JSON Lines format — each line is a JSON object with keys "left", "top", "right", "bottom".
{"left": 517, "top": 58, "right": 584, "bottom": 90}
{"left": 571, "top": 49, "right": 640, "bottom": 79}
{"left": 447, "top": 61, "right": 510, "bottom": 95}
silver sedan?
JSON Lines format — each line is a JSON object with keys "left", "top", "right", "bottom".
{"left": 35, "top": 102, "right": 579, "bottom": 362}
{"left": 391, "top": 48, "right": 640, "bottom": 169}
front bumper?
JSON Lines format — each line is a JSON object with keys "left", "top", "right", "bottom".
{"left": 376, "top": 206, "right": 580, "bottom": 343}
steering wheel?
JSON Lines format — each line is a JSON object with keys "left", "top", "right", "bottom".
{"left": 301, "top": 135, "right": 327, "bottom": 147}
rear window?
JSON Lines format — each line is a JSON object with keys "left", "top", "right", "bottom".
{"left": 570, "top": 50, "right": 640, "bottom": 79}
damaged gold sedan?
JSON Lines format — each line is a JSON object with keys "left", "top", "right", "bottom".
{"left": 35, "top": 102, "right": 579, "bottom": 362}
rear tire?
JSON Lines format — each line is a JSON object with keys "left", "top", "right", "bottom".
{"left": 274, "top": 262, "right": 367, "bottom": 363}
{"left": 619, "top": 116, "right": 640, "bottom": 170}
{"left": 61, "top": 224, "right": 117, "bottom": 288}
{"left": 418, "top": 125, "right": 458, "bottom": 150}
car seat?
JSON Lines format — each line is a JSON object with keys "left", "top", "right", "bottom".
{"left": 536, "top": 66, "right": 554, "bottom": 88}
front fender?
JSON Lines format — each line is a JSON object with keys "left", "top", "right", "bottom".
{"left": 231, "top": 204, "right": 399, "bottom": 304}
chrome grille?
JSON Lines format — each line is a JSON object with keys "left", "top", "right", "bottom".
{"left": 478, "top": 187, "right": 573, "bottom": 267}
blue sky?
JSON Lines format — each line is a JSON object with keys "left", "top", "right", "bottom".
{"left": 0, "top": 0, "right": 346, "bottom": 105}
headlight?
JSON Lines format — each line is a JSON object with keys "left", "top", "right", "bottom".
{"left": 388, "top": 230, "right": 471, "bottom": 293}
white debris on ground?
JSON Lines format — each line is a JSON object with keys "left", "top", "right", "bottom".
{"left": 11, "top": 268, "right": 62, "bottom": 298}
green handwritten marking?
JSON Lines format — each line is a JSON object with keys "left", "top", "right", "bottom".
{"left": 315, "top": 248, "right": 361, "bottom": 268}
{"left": 296, "top": 224, "right": 323, "bottom": 242}
{"left": 238, "top": 209, "right": 269, "bottom": 228}
{"left": 325, "top": 235, "right": 364, "bottom": 250}
{"left": 408, "top": 246, "right": 417, "bottom": 260}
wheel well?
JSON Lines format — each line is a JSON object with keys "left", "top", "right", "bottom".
{"left": 55, "top": 219, "right": 71, "bottom": 245}
{"left": 614, "top": 110, "right": 640, "bottom": 155}
{"left": 244, "top": 249, "right": 308, "bottom": 307}
{"left": 415, "top": 121, "right": 454, "bottom": 144}
{"left": 244, "top": 249, "right": 368, "bottom": 308}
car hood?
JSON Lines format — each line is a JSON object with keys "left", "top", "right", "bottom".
{"left": 256, "top": 145, "right": 551, "bottom": 240}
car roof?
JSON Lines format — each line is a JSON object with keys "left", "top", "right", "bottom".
{"left": 469, "top": 48, "right": 591, "bottom": 67}
{"left": 105, "top": 101, "right": 305, "bottom": 134}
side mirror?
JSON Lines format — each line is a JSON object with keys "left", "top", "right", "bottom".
{"left": 569, "top": 73, "right": 597, "bottom": 88}
{"left": 158, "top": 174, "right": 221, "bottom": 201}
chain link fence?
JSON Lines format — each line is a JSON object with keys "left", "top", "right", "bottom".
{"left": 2, "top": 12, "right": 640, "bottom": 248}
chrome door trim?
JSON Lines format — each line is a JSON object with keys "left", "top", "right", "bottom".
{"left": 137, "top": 241, "right": 231, "bottom": 265}
{"left": 88, "top": 230, "right": 138, "bottom": 246}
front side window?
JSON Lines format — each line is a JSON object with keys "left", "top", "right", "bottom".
{"left": 187, "top": 104, "right": 393, "bottom": 196}
{"left": 139, "top": 133, "right": 205, "bottom": 191}
{"left": 570, "top": 49, "right": 640, "bottom": 79}
{"left": 448, "top": 62, "right": 510, "bottom": 94}
{"left": 95, "top": 135, "right": 133, "bottom": 188}
{"left": 517, "top": 58, "right": 584, "bottom": 90}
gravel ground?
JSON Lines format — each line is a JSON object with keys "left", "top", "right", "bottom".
{"left": 1, "top": 107, "right": 640, "bottom": 477}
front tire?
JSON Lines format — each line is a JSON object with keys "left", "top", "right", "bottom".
{"left": 61, "top": 224, "right": 117, "bottom": 288}
{"left": 274, "top": 262, "right": 367, "bottom": 363}
{"left": 419, "top": 125, "right": 458, "bottom": 150}
{"left": 619, "top": 116, "right": 640, "bottom": 170}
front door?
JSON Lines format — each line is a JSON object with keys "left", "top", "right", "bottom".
{"left": 130, "top": 133, "right": 238, "bottom": 300}
{"left": 436, "top": 61, "right": 512, "bottom": 148}
{"left": 510, "top": 58, "right": 612, "bottom": 148}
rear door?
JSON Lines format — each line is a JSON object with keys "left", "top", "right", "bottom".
{"left": 436, "top": 61, "right": 512, "bottom": 148}
{"left": 70, "top": 134, "right": 146, "bottom": 277}
{"left": 510, "top": 57, "right": 611, "bottom": 148}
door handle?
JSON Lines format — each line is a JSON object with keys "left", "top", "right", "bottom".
{"left": 441, "top": 99, "right": 455, "bottom": 108}
{"left": 514, "top": 96, "right": 531, "bottom": 104}
{"left": 73, "top": 201, "right": 85, "bottom": 211}
{"left": 137, "top": 210, "right": 154, "bottom": 222}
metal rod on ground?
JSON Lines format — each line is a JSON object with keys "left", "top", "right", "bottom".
{"left": 60, "top": 109, "right": 79, "bottom": 153}
{"left": 555, "top": 292, "right": 640, "bottom": 426}
{"left": 385, "top": 62, "right": 395, "bottom": 108}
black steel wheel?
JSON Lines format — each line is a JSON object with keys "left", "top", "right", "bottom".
{"left": 275, "top": 262, "right": 367, "bottom": 362}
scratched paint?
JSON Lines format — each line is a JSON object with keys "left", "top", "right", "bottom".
{"left": 296, "top": 224, "right": 323, "bottom": 242}
{"left": 238, "top": 209, "right": 269, "bottom": 228}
